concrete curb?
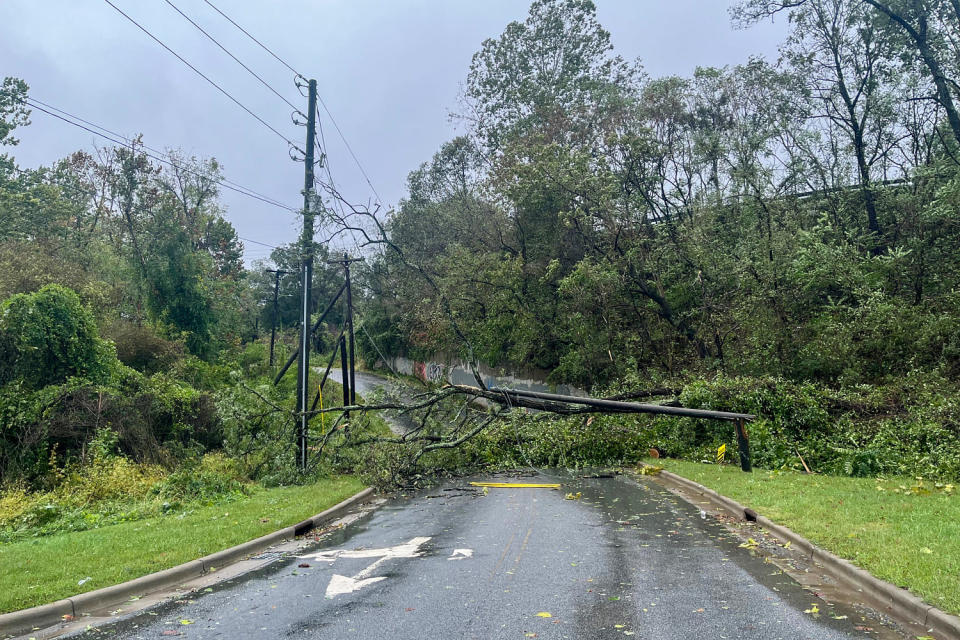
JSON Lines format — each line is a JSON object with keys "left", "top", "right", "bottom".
{"left": 0, "top": 486, "right": 375, "bottom": 639}
{"left": 649, "top": 467, "right": 960, "bottom": 640}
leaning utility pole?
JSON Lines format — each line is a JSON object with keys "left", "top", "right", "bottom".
{"left": 327, "top": 253, "right": 363, "bottom": 408}
{"left": 266, "top": 268, "right": 289, "bottom": 367}
{"left": 296, "top": 79, "right": 318, "bottom": 472}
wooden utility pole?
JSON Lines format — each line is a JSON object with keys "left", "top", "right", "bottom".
{"left": 266, "top": 268, "right": 288, "bottom": 367}
{"left": 296, "top": 79, "right": 318, "bottom": 472}
{"left": 327, "top": 254, "right": 363, "bottom": 408}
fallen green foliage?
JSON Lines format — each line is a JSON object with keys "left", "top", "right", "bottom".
{"left": 600, "top": 372, "right": 960, "bottom": 481}
{"left": 0, "top": 475, "right": 365, "bottom": 614}
{"left": 649, "top": 459, "right": 960, "bottom": 615}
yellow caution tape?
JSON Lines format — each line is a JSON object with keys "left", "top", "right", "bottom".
{"left": 469, "top": 482, "right": 561, "bottom": 489}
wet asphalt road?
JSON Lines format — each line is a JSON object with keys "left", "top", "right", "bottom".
{"left": 70, "top": 472, "right": 881, "bottom": 640}
{"left": 328, "top": 368, "right": 420, "bottom": 433}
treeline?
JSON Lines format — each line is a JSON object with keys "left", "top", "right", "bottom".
{"left": 362, "top": 0, "right": 960, "bottom": 391}
{"left": 0, "top": 77, "right": 345, "bottom": 489}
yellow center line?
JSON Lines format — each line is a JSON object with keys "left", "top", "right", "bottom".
{"left": 469, "top": 482, "right": 561, "bottom": 489}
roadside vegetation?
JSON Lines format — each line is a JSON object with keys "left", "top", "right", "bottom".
{"left": 0, "top": 78, "right": 386, "bottom": 610}
{"left": 0, "top": 475, "right": 364, "bottom": 613}
{"left": 645, "top": 458, "right": 960, "bottom": 615}
{"left": 347, "top": 0, "right": 960, "bottom": 487}
{"left": 3, "top": 0, "right": 960, "bottom": 619}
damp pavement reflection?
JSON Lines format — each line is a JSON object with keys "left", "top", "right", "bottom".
{"left": 66, "top": 471, "right": 901, "bottom": 640}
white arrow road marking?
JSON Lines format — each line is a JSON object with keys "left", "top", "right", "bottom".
{"left": 448, "top": 549, "right": 473, "bottom": 560}
{"left": 300, "top": 536, "right": 432, "bottom": 562}
{"left": 325, "top": 574, "right": 387, "bottom": 597}
{"left": 302, "top": 537, "right": 433, "bottom": 598}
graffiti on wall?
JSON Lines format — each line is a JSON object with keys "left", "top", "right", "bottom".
{"left": 412, "top": 361, "right": 446, "bottom": 383}
{"left": 426, "top": 363, "right": 444, "bottom": 382}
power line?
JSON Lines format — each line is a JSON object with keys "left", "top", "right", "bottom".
{"left": 162, "top": 0, "right": 301, "bottom": 113}
{"left": 202, "top": 0, "right": 300, "bottom": 76}
{"left": 316, "top": 94, "right": 383, "bottom": 205}
{"left": 27, "top": 99, "right": 296, "bottom": 212}
{"left": 102, "top": 0, "right": 302, "bottom": 152}
{"left": 26, "top": 97, "right": 296, "bottom": 212}
{"left": 24, "top": 99, "right": 299, "bottom": 213}
{"left": 239, "top": 236, "right": 277, "bottom": 249}
{"left": 8, "top": 164, "right": 283, "bottom": 254}
{"left": 315, "top": 103, "right": 348, "bottom": 218}
{"left": 200, "top": 0, "right": 383, "bottom": 205}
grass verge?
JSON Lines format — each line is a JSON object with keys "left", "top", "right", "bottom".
{"left": 646, "top": 458, "right": 960, "bottom": 615}
{"left": 0, "top": 475, "right": 365, "bottom": 614}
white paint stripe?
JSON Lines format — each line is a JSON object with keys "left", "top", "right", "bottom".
{"left": 448, "top": 549, "right": 473, "bottom": 560}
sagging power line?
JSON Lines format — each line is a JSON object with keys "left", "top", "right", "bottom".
{"left": 162, "top": 0, "right": 302, "bottom": 114}
{"left": 199, "top": 0, "right": 383, "bottom": 206}
{"left": 23, "top": 98, "right": 299, "bottom": 213}
{"left": 102, "top": 0, "right": 302, "bottom": 153}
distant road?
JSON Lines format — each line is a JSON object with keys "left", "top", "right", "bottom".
{"left": 328, "top": 367, "right": 420, "bottom": 434}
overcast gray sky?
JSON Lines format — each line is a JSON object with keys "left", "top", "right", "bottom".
{"left": 1, "top": 1, "right": 788, "bottom": 264}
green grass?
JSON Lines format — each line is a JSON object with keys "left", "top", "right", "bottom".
{"left": 647, "top": 458, "right": 960, "bottom": 615}
{"left": 0, "top": 475, "right": 365, "bottom": 614}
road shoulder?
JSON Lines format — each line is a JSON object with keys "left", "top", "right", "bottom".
{"left": 645, "top": 465, "right": 960, "bottom": 640}
{"left": 0, "top": 487, "right": 378, "bottom": 640}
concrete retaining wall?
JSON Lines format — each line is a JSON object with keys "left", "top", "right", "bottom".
{"left": 386, "top": 356, "right": 585, "bottom": 396}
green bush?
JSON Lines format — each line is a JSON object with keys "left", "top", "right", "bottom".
{"left": 104, "top": 321, "right": 185, "bottom": 375}
{"left": 151, "top": 453, "right": 249, "bottom": 504}
{"left": 625, "top": 374, "right": 960, "bottom": 480}
{"left": 0, "top": 284, "right": 115, "bottom": 390}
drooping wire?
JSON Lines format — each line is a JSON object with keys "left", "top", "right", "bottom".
{"left": 316, "top": 94, "right": 383, "bottom": 206}
{"left": 162, "top": 0, "right": 302, "bottom": 114}
{"left": 315, "top": 103, "right": 349, "bottom": 218}
{"left": 202, "top": 0, "right": 300, "bottom": 76}
{"left": 25, "top": 99, "right": 299, "bottom": 213}
{"left": 102, "top": 0, "right": 302, "bottom": 153}
{"left": 238, "top": 236, "right": 277, "bottom": 249}
{"left": 7, "top": 164, "right": 285, "bottom": 254}
{"left": 359, "top": 321, "right": 398, "bottom": 376}
{"left": 198, "top": 0, "right": 383, "bottom": 205}
{"left": 26, "top": 97, "right": 296, "bottom": 212}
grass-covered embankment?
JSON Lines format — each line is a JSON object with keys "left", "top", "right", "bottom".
{"left": 0, "top": 475, "right": 364, "bottom": 614}
{"left": 648, "top": 458, "right": 960, "bottom": 615}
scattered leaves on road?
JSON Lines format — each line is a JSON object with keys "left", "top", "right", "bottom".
{"left": 535, "top": 612, "right": 552, "bottom": 618}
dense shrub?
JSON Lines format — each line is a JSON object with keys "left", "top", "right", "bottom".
{"left": 104, "top": 321, "right": 185, "bottom": 375}
{"left": 0, "top": 370, "right": 222, "bottom": 484}
{"left": 0, "top": 284, "right": 115, "bottom": 390}
{"left": 626, "top": 374, "right": 960, "bottom": 480}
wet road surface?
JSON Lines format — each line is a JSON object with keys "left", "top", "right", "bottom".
{"left": 328, "top": 368, "right": 420, "bottom": 434}
{"left": 69, "top": 471, "right": 889, "bottom": 640}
